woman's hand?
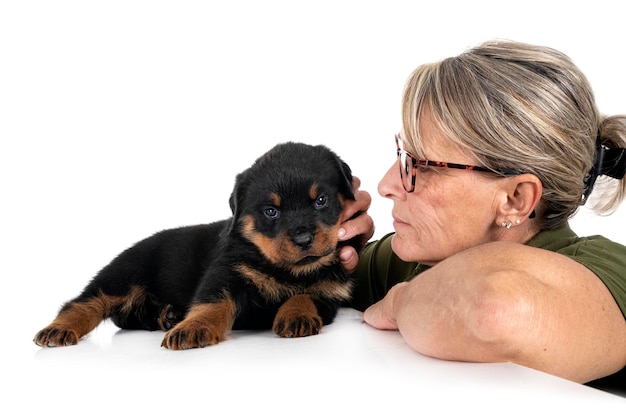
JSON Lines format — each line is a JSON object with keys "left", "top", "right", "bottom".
{"left": 363, "top": 282, "right": 408, "bottom": 330}
{"left": 338, "top": 176, "right": 374, "bottom": 273}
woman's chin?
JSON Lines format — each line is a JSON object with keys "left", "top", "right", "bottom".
{"left": 391, "top": 233, "right": 437, "bottom": 265}
{"left": 390, "top": 233, "right": 414, "bottom": 262}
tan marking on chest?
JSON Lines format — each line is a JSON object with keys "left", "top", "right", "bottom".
{"left": 236, "top": 263, "right": 352, "bottom": 302}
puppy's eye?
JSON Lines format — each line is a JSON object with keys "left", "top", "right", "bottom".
{"left": 314, "top": 195, "right": 328, "bottom": 209}
{"left": 263, "top": 206, "right": 280, "bottom": 220}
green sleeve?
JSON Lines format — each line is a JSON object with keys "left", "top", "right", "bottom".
{"left": 528, "top": 225, "right": 626, "bottom": 319}
{"left": 569, "top": 237, "right": 626, "bottom": 318}
{"left": 348, "top": 233, "right": 426, "bottom": 311}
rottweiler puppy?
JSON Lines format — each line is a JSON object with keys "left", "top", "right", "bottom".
{"left": 34, "top": 142, "right": 362, "bottom": 350}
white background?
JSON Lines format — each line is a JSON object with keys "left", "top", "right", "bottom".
{"left": 1, "top": 1, "right": 625, "bottom": 406}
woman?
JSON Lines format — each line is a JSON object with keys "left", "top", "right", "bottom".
{"left": 338, "top": 40, "right": 626, "bottom": 386}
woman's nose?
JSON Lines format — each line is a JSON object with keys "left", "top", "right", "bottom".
{"left": 378, "top": 162, "right": 404, "bottom": 199}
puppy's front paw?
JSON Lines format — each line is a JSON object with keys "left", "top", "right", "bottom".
{"left": 273, "top": 313, "right": 322, "bottom": 338}
{"left": 161, "top": 322, "right": 227, "bottom": 350}
{"left": 273, "top": 294, "right": 323, "bottom": 338}
{"left": 34, "top": 327, "right": 80, "bottom": 347}
{"left": 160, "top": 301, "right": 235, "bottom": 350}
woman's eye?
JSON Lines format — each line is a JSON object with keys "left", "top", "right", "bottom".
{"left": 264, "top": 207, "right": 280, "bottom": 220}
{"left": 314, "top": 195, "right": 328, "bottom": 209}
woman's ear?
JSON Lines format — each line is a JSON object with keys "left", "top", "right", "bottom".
{"left": 498, "top": 174, "right": 542, "bottom": 223}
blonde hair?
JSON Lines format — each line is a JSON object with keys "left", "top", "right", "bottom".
{"left": 402, "top": 40, "right": 626, "bottom": 229}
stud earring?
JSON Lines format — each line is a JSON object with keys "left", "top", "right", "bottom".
{"left": 515, "top": 219, "right": 521, "bottom": 225}
{"left": 501, "top": 220, "right": 512, "bottom": 230}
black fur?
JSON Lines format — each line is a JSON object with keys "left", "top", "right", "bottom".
{"left": 34, "top": 142, "right": 361, "bottom": 350}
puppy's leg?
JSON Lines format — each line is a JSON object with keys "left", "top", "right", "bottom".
{"left": 272, "top": 294, "right": 324, "bottom": 338}
{"left": 34, "top": 285, "right": 152, "bottom": 347}
{"left": 34, "top": 300, "right": 105, "bottom": 347}
{"left": 161, "top": 297, "right": 236, "bottom": 350}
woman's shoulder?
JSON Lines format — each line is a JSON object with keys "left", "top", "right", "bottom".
{"left": 529, "top": 223, "right": 626, "bottom": 259}
{"left": 530, "top": 223, "right": 626, "bottom": 318}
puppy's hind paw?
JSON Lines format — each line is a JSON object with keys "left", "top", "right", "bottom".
{"left": 158, "top": 304, "right": 184, "bottom": 331}
{"left": 33, "top": 327, "right": 80, "bottom": 347}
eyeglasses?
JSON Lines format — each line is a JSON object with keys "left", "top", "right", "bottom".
{"left": 395, "top": 135, "right": 521, "bottom": 193}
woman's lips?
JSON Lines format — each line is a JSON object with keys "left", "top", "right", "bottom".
{"left": 392, "top": 214, "right": 409, "bottom": 230}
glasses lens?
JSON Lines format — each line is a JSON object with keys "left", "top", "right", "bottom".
{"left": 396, "top": 136, "right": 414, "bottom": 192}
{"left": 397, "top": 150, "right": 412, "bottom": 192}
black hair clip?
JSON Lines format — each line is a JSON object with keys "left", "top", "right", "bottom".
{"left": 582, "top": 136, "right": 626, "bottom": 203}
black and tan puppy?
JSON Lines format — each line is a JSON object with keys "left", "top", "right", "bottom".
{"left": 34, "top": 142, "right": 361, "bottom": 350}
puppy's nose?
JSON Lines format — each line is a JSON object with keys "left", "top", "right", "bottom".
{"left": 292, "top": 231, "right": 314, "bottom": 250}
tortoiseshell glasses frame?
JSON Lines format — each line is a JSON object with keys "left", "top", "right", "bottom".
{"left": 395, "top": 135, "right": 522, "bottom": 193}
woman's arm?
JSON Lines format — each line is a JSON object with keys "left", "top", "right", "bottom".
{"left": 363, "top": 241, "right": 626, "bottom": 383}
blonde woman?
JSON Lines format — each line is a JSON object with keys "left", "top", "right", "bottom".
{"left": 339, "top": 40, "right": 626, "bottom": 389}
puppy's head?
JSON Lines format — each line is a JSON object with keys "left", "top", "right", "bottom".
{"left": 229, "top": 142, "right": 354, "bottom": 275}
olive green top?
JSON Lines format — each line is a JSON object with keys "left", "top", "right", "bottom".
{"left": 349, "top": 224, "right": 626, "bottom": 320}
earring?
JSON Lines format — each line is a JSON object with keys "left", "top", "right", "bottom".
{"left": 515, "top": 219, "right": 521, "bottom": 225}
{"left": 501, "top": 220, "right": 512, "bottom": 230}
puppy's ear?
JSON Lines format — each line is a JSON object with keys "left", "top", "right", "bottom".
{"left": 228, "top": 171, "right": 249, "bottom": 234}
{"left": 335, "top": 156, "right": 355, "bottom": 200}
